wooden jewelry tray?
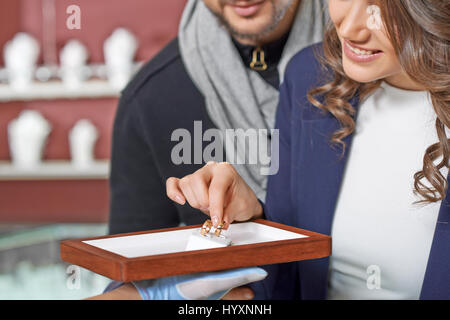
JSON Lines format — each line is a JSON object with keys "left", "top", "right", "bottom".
{"left": 60, "top": 219, "right": 331, "bottom": 282}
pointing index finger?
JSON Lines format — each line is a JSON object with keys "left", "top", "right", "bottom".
{"left": 208, "top": 163, "right": 235, "bottom": 228}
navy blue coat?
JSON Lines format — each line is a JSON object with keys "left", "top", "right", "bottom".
{"left": 251, "top": 44, "right": 450, "bottom": 300}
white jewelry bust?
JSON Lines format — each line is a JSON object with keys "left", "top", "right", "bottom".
{"left": 69, "top": 119, "right": 98, "bottom": 169}
{"left": 103, "top": 28, "right": 138, "bottom": 90}
{"left": 8, "top": 110, "right": 52, "bottom": 169}
{"left": 4, "top": 33, "right": 40, "bottom": 90}
{"left": 60, "top": 40, "right": 89, "bottom": 89}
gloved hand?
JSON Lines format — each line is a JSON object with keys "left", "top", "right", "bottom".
{"left": 104, "top": 267, "right": 267, "bottom": 300}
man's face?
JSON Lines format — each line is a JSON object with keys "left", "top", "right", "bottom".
{"left": 203, "top": 0, "right": 296, "bottom": 43}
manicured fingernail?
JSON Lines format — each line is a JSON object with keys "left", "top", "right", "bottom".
{"left": 175, "top": 195, "right": 184, "bottom": 204}
{"left": 212, "top": 216, "right": 219, "bottom": 226}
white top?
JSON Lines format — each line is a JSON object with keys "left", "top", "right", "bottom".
{"left": 327, "top": 82, "right": 448, "bottom": 300}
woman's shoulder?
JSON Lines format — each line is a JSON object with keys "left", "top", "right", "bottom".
{"left": 286, "top": 42, "right": 324, "bottom": 72}
{"left": 283, "top": 42, "right": 328, "bottom": 90}
{"left": 280, "top": 42, "right": 334, "bottom": 121}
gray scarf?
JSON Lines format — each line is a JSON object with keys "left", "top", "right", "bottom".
{"left": 179, "top": 0, "right": 326, "bottom": 200}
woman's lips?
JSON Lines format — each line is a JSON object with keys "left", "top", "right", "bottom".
{"left": 229, "top": 1, "right": 265, "bottom": 17}
{"left": 343, "top": 40, "right": 384, "bottom": 63}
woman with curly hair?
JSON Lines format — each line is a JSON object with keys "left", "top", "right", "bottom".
{"left": 165, "top": 0, "right": 450, "bottom": 300}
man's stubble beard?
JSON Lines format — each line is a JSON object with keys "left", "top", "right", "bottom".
{"left": 211, "top": 0, "right": 295, "bottom": 42}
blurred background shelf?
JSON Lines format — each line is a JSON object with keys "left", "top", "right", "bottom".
{"left": 0, "top": 61, "right": 145, "bottom": 102}
{"left": 0, "top": 160, "right": 109, "bottom": 180}
{"left": 0, "top": 80, "right": 121, "bottom": 102}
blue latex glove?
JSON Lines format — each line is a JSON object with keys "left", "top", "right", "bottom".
{"left": 104, "top": 267, "right": 267, "bottom": 300}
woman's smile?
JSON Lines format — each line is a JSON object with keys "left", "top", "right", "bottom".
{"left": 343, "top": 40, "right": 384, "bottom": 63}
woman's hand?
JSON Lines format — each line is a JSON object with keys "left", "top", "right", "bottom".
{"left": 166, "top": 162, "right": 263, "bottom": 228}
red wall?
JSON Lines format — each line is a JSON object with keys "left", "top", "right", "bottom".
{"left": 0, "top": 180, "right": 110, "bottom": 223}
{"left": 0, "top": 0, "right": 20, "bottom": 66}
{"left": 0, "top": 1, "right": 187, "bottom": 223}
{"left": 0, "top": 99, "right": 117, "bottom": 161}
{"left": 1, "top": 0, "right": 187, "bottom": 65}
{"left": 1, "top": 0, "right": 187, "bottom": 161}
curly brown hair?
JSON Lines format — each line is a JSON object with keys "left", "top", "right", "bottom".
{"left": 308, "top": 0, "right": 449, "bottom": 204}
